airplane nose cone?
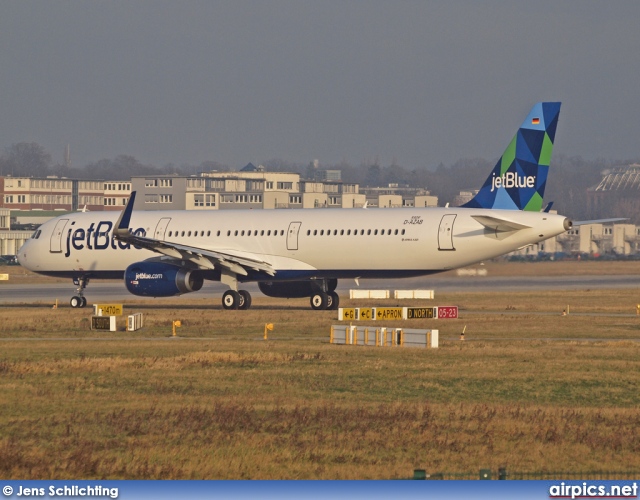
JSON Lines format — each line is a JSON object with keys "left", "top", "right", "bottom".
{"left": 16, "top": 240, "right": 29, "bottom": 267}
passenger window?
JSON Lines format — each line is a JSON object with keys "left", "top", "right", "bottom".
{"left": 217, "top": 231, "right": 220, "bottom": 236}
{"left": 168, "top": 231, "right": 172, "bottom": 237}
{"left": 314, "top": 230, "right": 317, "bottom": 236}
{"left": 333, "top": 230, "right": 337, "bottom": 235}
{"left": 367, "top": 230, "right": 371, "bottom": 235}
{"left": 234, "top": 230, "right": 238, "bottom": 236}
{"left": 261, "top": 230, "right": 265, "bottom": 236}
{"left": 320, "top": 230, "right": 324, "bottom": 235}
{"left": 188, "top": 231, "right": 192, "bottom": 237}
{"left": 360, "top": 229, "right": 364, "bottom": 235}
{"left": 227, "top": 230, "right": 231, "bottom": 236}
{"left": 401, "top": 229, "right": 406, "bottom": 235}
{"left": 347, "top": 230, "right": 351, "bottom": 235}
{"left": 340, "top": 229, "right": 344, "bottom": 235}
{"left": 307, "top": 230, "right": 311, "bottom": 236}
{"left": 394, "top": 229, "right": 398, "bottom": 235}
{"left": 280, "top": 230, "right": 284, "bottom": 236}
{"left": 181, "top": 231, "right": 185, "bottom": 237}
{"left": 374, "top": 229, "right": 378, "bottom": 235}
{"left": 207, "top": 231, "right": 211, "bottom": 236}
{"left": 267, "top": 230, "right": 271, "bottom": 236}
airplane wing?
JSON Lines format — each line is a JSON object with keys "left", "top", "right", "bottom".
{"left": 113, "top": 192, "right": 275, "bottom": 277}
{"left": 472, "top": 215, "right": 531, "bottom": 232}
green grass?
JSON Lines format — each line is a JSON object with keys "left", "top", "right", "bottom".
{"left": 1, "top": 288, "right": 640, "bottom": 478}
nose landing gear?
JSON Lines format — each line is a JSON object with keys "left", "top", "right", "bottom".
{"left": 70, "top": 276, "right": 89, "bottom": 308}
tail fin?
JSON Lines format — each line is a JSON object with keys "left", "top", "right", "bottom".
{"left": 462, "top": 102, "right": 561, "bottom": 211}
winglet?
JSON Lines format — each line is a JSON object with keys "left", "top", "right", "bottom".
{"left": 114, "top": 191, "right": 136, "bottom": 238}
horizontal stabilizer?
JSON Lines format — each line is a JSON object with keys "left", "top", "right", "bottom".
{"left": 572, "top": 218, "right": 628, "bottom": 226}
{"left": 472, "top": 215, "right": 531, "bottom": 232}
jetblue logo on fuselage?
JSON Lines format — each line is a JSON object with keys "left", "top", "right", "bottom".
{"left": 490, "top": 172, "right": 535, "bottom": 192}
{"left": 135, "top": 272, "right": 163, "bottom": 280}
{"left": 64, "top": 220, "right": 146, "bottom": 257}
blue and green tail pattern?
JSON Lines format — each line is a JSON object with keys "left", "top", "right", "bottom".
{"left": 462, "top": 102, "right": 561, "bottom": 211}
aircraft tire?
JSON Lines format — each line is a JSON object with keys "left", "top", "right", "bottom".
{"left": 328, "top": 291, "right": 339, "bottom": 310}
{"left": 238, "top": 290, "right": 252, "bottom": 310}
{"left": 70, "top": 296, "right": 83, "bottom": 308}
{"left": 310, "top": 292, "right": 329, "bottom": 310}
{"left": 222, "top": 290, "right": 241, "bottom": 310}
{"left": 80, "top": 296, "right": 87, "bottom": 308}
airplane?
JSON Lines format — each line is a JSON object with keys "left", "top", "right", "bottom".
{"left": 18, "top": 102, "right": 572, "bottom": 311}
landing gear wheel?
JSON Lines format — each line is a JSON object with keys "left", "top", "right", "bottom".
{"left": 70, "top": 296, "right": 83, "bottom": 308}
{"left": 328, "top": 291, "right": 339, "bottom": 310}
{"left": 310, "top": 292, "right": 329, "bottom": 310}
{"left": 70, "top": 276, "right": 89, "bottom": 308}
{"left": 222, "top": 290, "right": 241, "bottom": 310}
{"left": 238, "top": 290, "right": 252, "bottom": 310}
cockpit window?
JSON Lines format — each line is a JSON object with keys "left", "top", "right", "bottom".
{"left": 33, "top": 230, "right": 42, "bottom": 239}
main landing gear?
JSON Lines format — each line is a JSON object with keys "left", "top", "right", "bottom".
{"left": 222, "top": 289, "right": 252, "bottom": 310}
{"left": 220, "top": 269, "right": 253, "bottom": 310}
{"left": 70, "top": 276, "right": 89, "bottom": 308}
{"left": 309, "top": 279, "right": 339, "bottom": 311}
{"left": 310, "top": 291, "right": 339, "bottom": 310}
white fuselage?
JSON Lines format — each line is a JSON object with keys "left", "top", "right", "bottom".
{"left": 18, "top": 207, "right": 569, "bottom": 281}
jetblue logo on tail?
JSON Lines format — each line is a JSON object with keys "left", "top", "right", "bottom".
{"left": 462, "top": 102, "right": 561, "bottom": 211}
{"left": 490, "top": 172, "right": 535, "bottom": 192}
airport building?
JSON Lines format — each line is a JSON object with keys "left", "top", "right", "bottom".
{"left": 0, "top": 208, "right": 31, "bottom": 255}
{"left": 132, "top": 165, "right": 438, "bottom": 212}
{"left": 0, "top": 176, "right": 131, "bottom": 212}
{"left": 587, "top": 163, "right": 640, "bottom": 224}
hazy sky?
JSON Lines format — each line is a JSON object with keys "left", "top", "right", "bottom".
{"left": 1, "top": 1, "right": 639, "bottom": 169}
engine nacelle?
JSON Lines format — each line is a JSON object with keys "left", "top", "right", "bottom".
{"left": 125, "top": 261, "right": 204, "bottom": 297}
{"left": 258, "top": 279, "right": 337, "bottom": 298}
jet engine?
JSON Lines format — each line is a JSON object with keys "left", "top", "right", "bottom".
{"left": 258, "top": 279, "right": 337, "bottom": 298}
{"left": 124, "top": 261, "right": 203, "bottom": 297}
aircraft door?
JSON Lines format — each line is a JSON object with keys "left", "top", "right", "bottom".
{"left": 154, "top": 218, "right": 172, "bottom": 240}
{"left": 287, "top": 221, "right": 302, "bottom": 251}
{"left": 49, "top": 219, "right": 69, "bottom": 253}
{"left": 438, "top": 214, "right": 456, "bottom": 251}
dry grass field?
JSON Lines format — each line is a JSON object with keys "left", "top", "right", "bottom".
{"left": 1, "top": 261, "right": 640, "bottom": 479}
